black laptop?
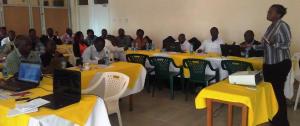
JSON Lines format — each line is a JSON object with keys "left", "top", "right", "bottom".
{"left": 221, "top": 44, "right": 242, "bottom": 57}
{"left": 41, "top": 69, "right": 81, "bottom": 109}
{"left": 0, "top": 62, "right": 42, "bottom": 92}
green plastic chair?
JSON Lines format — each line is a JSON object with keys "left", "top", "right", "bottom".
{"left": 183, "top": 58, "right": 219, "bottom": 101}
{"left": 149, "top": 56, "right": 184, "bottom": 100}
{"left": 221, "top": 60, "right": 254, "bottom": 75}
{"left": 126, "top": 54, "right": 149, "bottom": 66}
{"left": 126, "top": 54, "right": 153, "bottom": 92}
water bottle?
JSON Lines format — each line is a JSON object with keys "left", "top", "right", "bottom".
{"left": 104, "top": 50, "right": 109, "bottom": 65}
{"left": 145, "top": 42, "right": 149, "bottom": 50}
{"left": 189, "top": 44, "right": 194, "bottom": 54}
{"left": 245, "top": 47, "right": 250, "bottom": 58}
{"left": 2, "top": 63, "right": 8, "bottom": 78}
{"left": 61, "top": 60, "right": 67, "bottom": 69}
{"left": 151, "top": 43, "right": 155, "bottom": 50}
{"left": 131, "top": 43, "right": 135, "bottom": 51}
{"left": 136, "top": 42, "right": 139, "bottom": 50}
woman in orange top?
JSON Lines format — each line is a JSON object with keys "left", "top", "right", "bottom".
{"left": 73, "top": 31, "right": 88, "bottom": 65}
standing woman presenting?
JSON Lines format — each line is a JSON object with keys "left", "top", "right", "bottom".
{"left": 254, "top": 4, "right": 291, "bottom": 126}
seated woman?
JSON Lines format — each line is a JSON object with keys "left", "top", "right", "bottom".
{"left": 41, "top": 39, "right": 72, "bottom": 74}
{"left": 73, "top": 31, "right": 88, "bottom": 65}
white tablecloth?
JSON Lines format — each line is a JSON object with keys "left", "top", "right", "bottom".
{"left": 28, "top": 98, "right": 111, "bottom": 126}
{"left": 122, "top": 66, "right": 146, "bottom": 97}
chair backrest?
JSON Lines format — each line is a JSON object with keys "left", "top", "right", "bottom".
{"left": 221, "top": 60, "right": 254, "bottom": 75}
{"left": 149, "top": 56, "right": 173, "bottom": 79}
{"left": 103, "top": 72, "right": 129, "bottom": 99}
{"left": 82, "top": 72, "right": 129, "bottom": 100}
{"left": 126, "top": 54, "right": 149, "bottom": 67}
{"left": 183, "top": 58, "right": 211, "bottom": 82}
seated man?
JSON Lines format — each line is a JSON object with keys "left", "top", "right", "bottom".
{"left": 82, "top": 37, "right": 110, "bottom": 64}
{"left": 5, "top": 35, "right": 40, "bottom": 75}
{"left": 196, "top": 27, "right": 224, "bottom": 54}
{"left": 47, "top": 28, "right": 62, "bottom": 45}
{"left": 85, "top": 29, "right": 97, "bottom": 46}
{"left": 60, "top": 28, "right": 73, "bottom": 44}
{"left": 29, "top": 29, "right": 45, "bottom": 54}
{"left": 1, "top": 30, "right": 16, "bottom": 56}
{"left": 133, "top": 29, "right": 151, "bottom": 50}
{"left": 116, "top": 28, "right": 132, "bottom": 48}
{"left": 40, "top": 39, "right": 72, "bottom": 74}
{"left": 100, "top": 29, "right": 108, "bottom": 40}
{"left": 0, "top": 27, "right": 7, "bottom": 41}
{"left": 106, "top": 35, "right": 127, "bottom": 61}
{"left": 240, "top": 30, "right": 263, "bottom": 57}
{"left": 177, "top": 34, "right": 192, "bottom": 52}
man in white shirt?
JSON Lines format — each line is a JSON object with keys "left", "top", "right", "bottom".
{"left": 105, "top": 35, "right": 127, "bottom": 61}
{"left": 1, "top": 30, "right": 15, "bottom": 46}
{"left": 1, "top": 31, "right": 16, "bottom": 57}
{"left": 196, "top": 27, "right": 224, "bottom": 54}
{"left": 82, "top": 37, "right": 110, "bottom": 64}
{"left": 178, "top": 34, "right": 192, "bottom": 52}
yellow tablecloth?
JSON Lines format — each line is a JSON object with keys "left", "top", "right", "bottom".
{"left": 0, "top": 86, "right": 97, "bottom": 126}
{"left": 69, "top": 62, "right": 144, "bottom": 89}
{"left": 195, "top": 80, "right": 278, "bottom": 126}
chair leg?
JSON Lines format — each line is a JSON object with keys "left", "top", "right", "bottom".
{"left": 152, "top": 78, "right": 157, "bottom": 97}
{"left": 170, "top": 76, "right": 174, "bottom": 100}
{"left": 146, "top": 74, "right": 151, "bottom": 93}
{"left": 294, "top": 85, "right": 300, "bottom": 111}
{"left": 116, "top": 109, "right": 123, "bottom": 126}
{"left": 185, "top": 80, "right": 190, "bottom": 101}
{"left": 181, "top": 74, "right": 185, "bottom": 93}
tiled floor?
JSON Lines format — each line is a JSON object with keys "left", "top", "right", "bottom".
{"left": 109, "top": 87, "right": 299, "bottom": 126}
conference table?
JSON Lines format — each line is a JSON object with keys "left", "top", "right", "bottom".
{"left": 0, "top": 76, "right": 111, "bottom": 126}
{"left": 126, "top": 50, "right": 295, "bottom": 98}
{"left": 126, "top": 50, "right": 263, "bottom": 80}
{"left": 195, "top": 80, "right": 278, "bottom": 126}
{"left": 0, "top": 62, "right": 146, "bottom": 126}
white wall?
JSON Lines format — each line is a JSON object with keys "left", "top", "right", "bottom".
{"left": 74, "top": 0, "right": 300, "bottom": 52}
{"left": 110, "top": 0, "right": 300, "bottom": 51}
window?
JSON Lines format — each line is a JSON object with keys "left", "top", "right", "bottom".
{"left": 94, "top": 0, "right": 108, "bottom": 4}
{"left": 2, "top": 0, "right": 27, "bottom": 5}
{"left": 44, "top": 0, "right": 65, "bottom": 7}
{"left": 78, "top": 0, "right": 88, "bottom": 5}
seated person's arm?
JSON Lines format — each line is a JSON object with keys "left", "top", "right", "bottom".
{"left": 196, "top": 42, "right": 205, "bottom": 53}
{"left": 5, "top": 55, "right": 19, "bottom": 75}
{"left": 82, "top": 49, "right": 99, "bottom": 64}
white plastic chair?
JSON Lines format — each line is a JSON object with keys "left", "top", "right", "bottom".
{"left": 293, "top": 52, "right": 300, "bottom": 111}
{"left": 82, "top": 72, "right": 129, "bottom": 126}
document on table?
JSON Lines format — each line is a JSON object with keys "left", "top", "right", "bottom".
{"left": 8, "top": 98, "right": 50, "bottom": 117}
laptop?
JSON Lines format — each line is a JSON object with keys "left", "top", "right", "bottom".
{"left": 221, "top": 44, "right": 242, "bottom": 57}
{"left": 0, "top": 62, "right": 42, "bottom": 92}
{"left": 41, "top": 69, "right": 81, "bottom": 109}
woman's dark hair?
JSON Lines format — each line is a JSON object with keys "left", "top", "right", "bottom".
{"left": 271, "top": 4, "right": 287, "bottom": 18}
{"left": 74, "top": 31, "right": 84, "bottom": 43}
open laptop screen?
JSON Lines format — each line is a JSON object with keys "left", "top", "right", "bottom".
{"left": 18, "top": 63, "right": 41, "bottom": 83}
